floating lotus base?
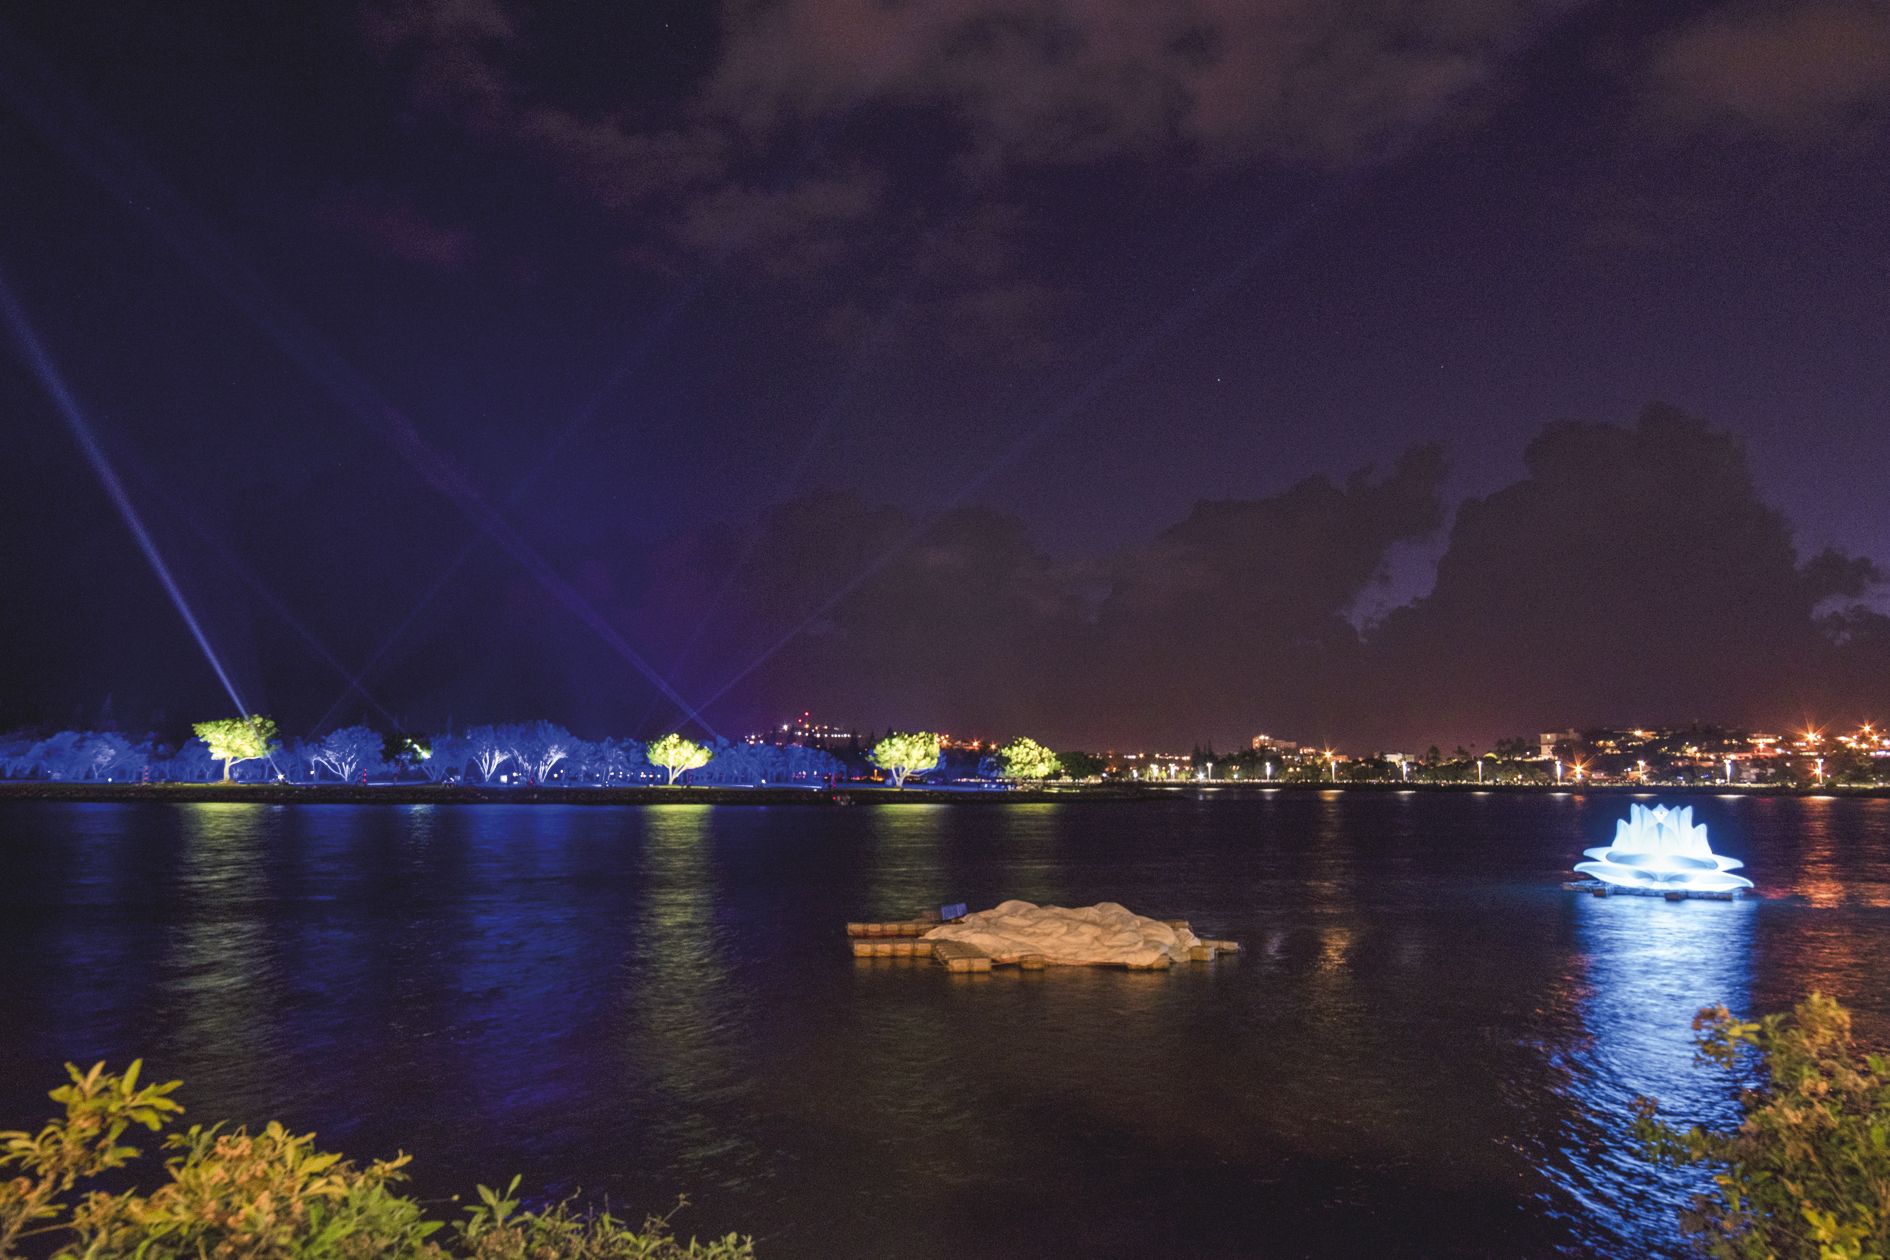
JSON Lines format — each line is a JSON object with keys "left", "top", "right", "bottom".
{"left": 1571, "top": 802, "right": 1754, "bottom": 897}
{"left": 1563, "top": 877, "right": 1746, "bottom": 901}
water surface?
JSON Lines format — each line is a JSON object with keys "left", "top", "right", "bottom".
{"left": 2, "top": 793, "right": 1886, "bottom": 1257}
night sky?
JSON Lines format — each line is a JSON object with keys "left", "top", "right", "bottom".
{"left": 2, "top": 0, "right": 1887, "bottom": 750}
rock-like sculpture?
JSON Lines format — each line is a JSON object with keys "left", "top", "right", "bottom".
{"left": 923, "top": 899, "right": 1202, "bottom": 967}
{"left": 1574, "top": 803, "right": 1753, "bottom": 893}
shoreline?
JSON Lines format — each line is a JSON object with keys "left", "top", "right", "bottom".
{"left": 2, "top": 780, "right": 1887, "bottom": 807}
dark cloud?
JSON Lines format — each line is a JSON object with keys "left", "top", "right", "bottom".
{"left": 1364, "top": 404, "right": 1889, "bottom": 746}
{"left": 701, "top": 0, "right": 1565, "bottom": 170}
{"left": 673, "top": 169, "right": 886, "bottom": 278}
{"left": 819, "top": 203, "right": 1065, "bottom": 362}
{"left": 1649, "top": 1, "right": 1890, "bottom": 136}
{"left": 528, "top": 449, "right": 1448, "bottom": 748}
{"left": 1084, "top": 446, "right": 1446, "bottom": 746}
{"left": 9, "top": 390, "right": 1885, "bottom": 753}
{"left": 355, "top": 0, "right": 1573, "bottom": 288}
{"left": 604, "top": 493, "right": 1092, "bottom": 738}
{"left": 528, "top": 408, "right": 1859, "bottom": 753}
{"left": 313, "top": 186, "right": 474, "bottom": 268}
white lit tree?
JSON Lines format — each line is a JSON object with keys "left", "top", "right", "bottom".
{"left": 311, "top": 725, "right": 383, "bottom": 783}
{"left": 419, "top": 733, "right": 465, "bottom": 782}
{"left": 506, "top": 720, "right": 575, "bottom": 783}
{"left": 648, "top": 733, "right": 712, "bottom": 785}
{"left": 870, "top": 731, "right": 941, "bottom": 788}
{"left": 464, "top": 725, "right": 512, "bottom": 783}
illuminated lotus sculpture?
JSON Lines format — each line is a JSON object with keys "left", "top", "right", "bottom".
{"left": 1574, "top": 803, "right": 1752, "bottom": 893}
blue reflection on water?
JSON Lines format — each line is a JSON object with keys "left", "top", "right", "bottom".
{"left": 1549, "top": 893, "right": 1754, "bottom": 1254}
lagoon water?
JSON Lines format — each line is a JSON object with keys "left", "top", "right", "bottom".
{"left": 3, "top": 792, "right": 1888, "bottom": 1257}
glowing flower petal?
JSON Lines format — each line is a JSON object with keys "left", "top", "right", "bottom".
{"left": 1573, "top": 803, "right": 1752, "bottom": 892}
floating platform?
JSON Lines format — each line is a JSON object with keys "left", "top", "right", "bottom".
{"left": 1563, "top": 879, "right": 1746, "bottom": 902}
{"left": 847, "top": 908, "right": 1240, "bottom": 971}
{"left": 845, "top": 919, "right": 944, "bottom": 938}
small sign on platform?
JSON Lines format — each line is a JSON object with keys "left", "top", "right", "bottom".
{"left": 939, "top": 902, "right": 968, "bottom": 922}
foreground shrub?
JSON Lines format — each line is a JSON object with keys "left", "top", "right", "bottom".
{"left": 0, "top": 1061, "right": 754, "bottom": 1259}
{"left": 1634, "top": 993, "right": 1890, "bottom": 1259}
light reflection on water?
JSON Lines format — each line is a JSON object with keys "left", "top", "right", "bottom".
{"left": 171, "top": 804, "right": 278, "bottom": 1082}
{"left": 0, "top": 793, "right": 1886, "bottom": 1258}
{"left": 1546, "top": 894, "right": 1755, "bottom": 1253}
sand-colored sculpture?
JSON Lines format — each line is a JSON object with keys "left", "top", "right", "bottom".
{"left": 923, "top": 899, "right": 1206, "bottom": 968}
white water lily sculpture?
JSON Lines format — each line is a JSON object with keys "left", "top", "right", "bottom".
{"left": 1574, "top": 803, "right": 1752, "bottom": 892}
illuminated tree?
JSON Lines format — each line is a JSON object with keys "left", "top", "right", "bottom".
{"left": 998, "top": 736, "right": 1061, "bottom": 782}
{"left": 311, "top": 725, "right": 383, "bottom": 783}
{"left": 648, "top": 733, "right": 712, "bottom": 785}
{"left": 571, "top": 737, "right": 644, "bottom": 785}
{"left": 82, "top": 731, "right": 132, "bottom": 780}
{"left": 21, "top": 730, "right": 133, "bottom": 781}
{"left": 382, "top": 733, "right": 430, "bottom": 779}
{"left": 683, "top": 738, "right": 753, "bottom": 785}
{"left": 464, "top": 725, "right": 512, "bottom": 783}
{"left": 168, "top": 738, "right": 219, "bottom": 782}
{"left": 418, "top": 733, "right": 464, "bottom": 782}
{"left": 785, "top": 742, "right": 844, "bottom": 782}
{"left": 870, "top": 731, "right": 940, "bottom": 788}
{"left": 191, "top": 715, "right": 278, "bottom": 781}
{"left": 505, "top": 720, "right": 575, "bottom": 783}
{"left": 275, "top": 738, "right": 318, "bottom": 781}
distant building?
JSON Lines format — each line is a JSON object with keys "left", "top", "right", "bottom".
{"left": 1114, "top": 751, "right": 1193, "bottom": 781}
{"left": 1539, "top": 729, "right": 1580, "bottom": 757}
{"left": 745, "top": 710, "right": 854, "bottom": 748}
{"left": 938, "top": 733, "right": 993, "bottom": 751}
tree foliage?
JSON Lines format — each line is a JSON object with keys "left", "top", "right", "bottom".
{"left": 647, "top": 734, "right": 713, "bottom": 785}
{"left": 869, "top": 731, "right": 940, "bottom": 788}
{"left": 998, "top": 737, "right": 1060, "bottom": 782}
{"left": 1635, "top": 993, "right": 1890, "bottom": 1259}
{"left": 506, "top": 721, "right": 575, "bottom": 784}
{"left": 312, "top": 724, "right": 384, "bottom": 783}
{"left": 9, "top": 731, "right": 133, "bottom": 781}
{"left": 0, "top": 1061, "right": 754, "bottom": 1260}
{"left": 463, "top": 726, "right": 512, "bottom": 783}
{"left": 189, "top": 715, "right": 278, "bottom": 781}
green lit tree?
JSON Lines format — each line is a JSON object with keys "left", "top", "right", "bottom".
{"left": 647, "top": 733, "right": 712, "bottom": 785}
{"left": 384, "top": 732, "right": 431, "bottom": 778}
{"left": 190, "top": 715, "right": 278, "bottom": 782}
{"left": 998, "top": 737, "right": 1061, "bottom": 783}
{"left": 870, "top": 731, "right": 940, "bottom": 789}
